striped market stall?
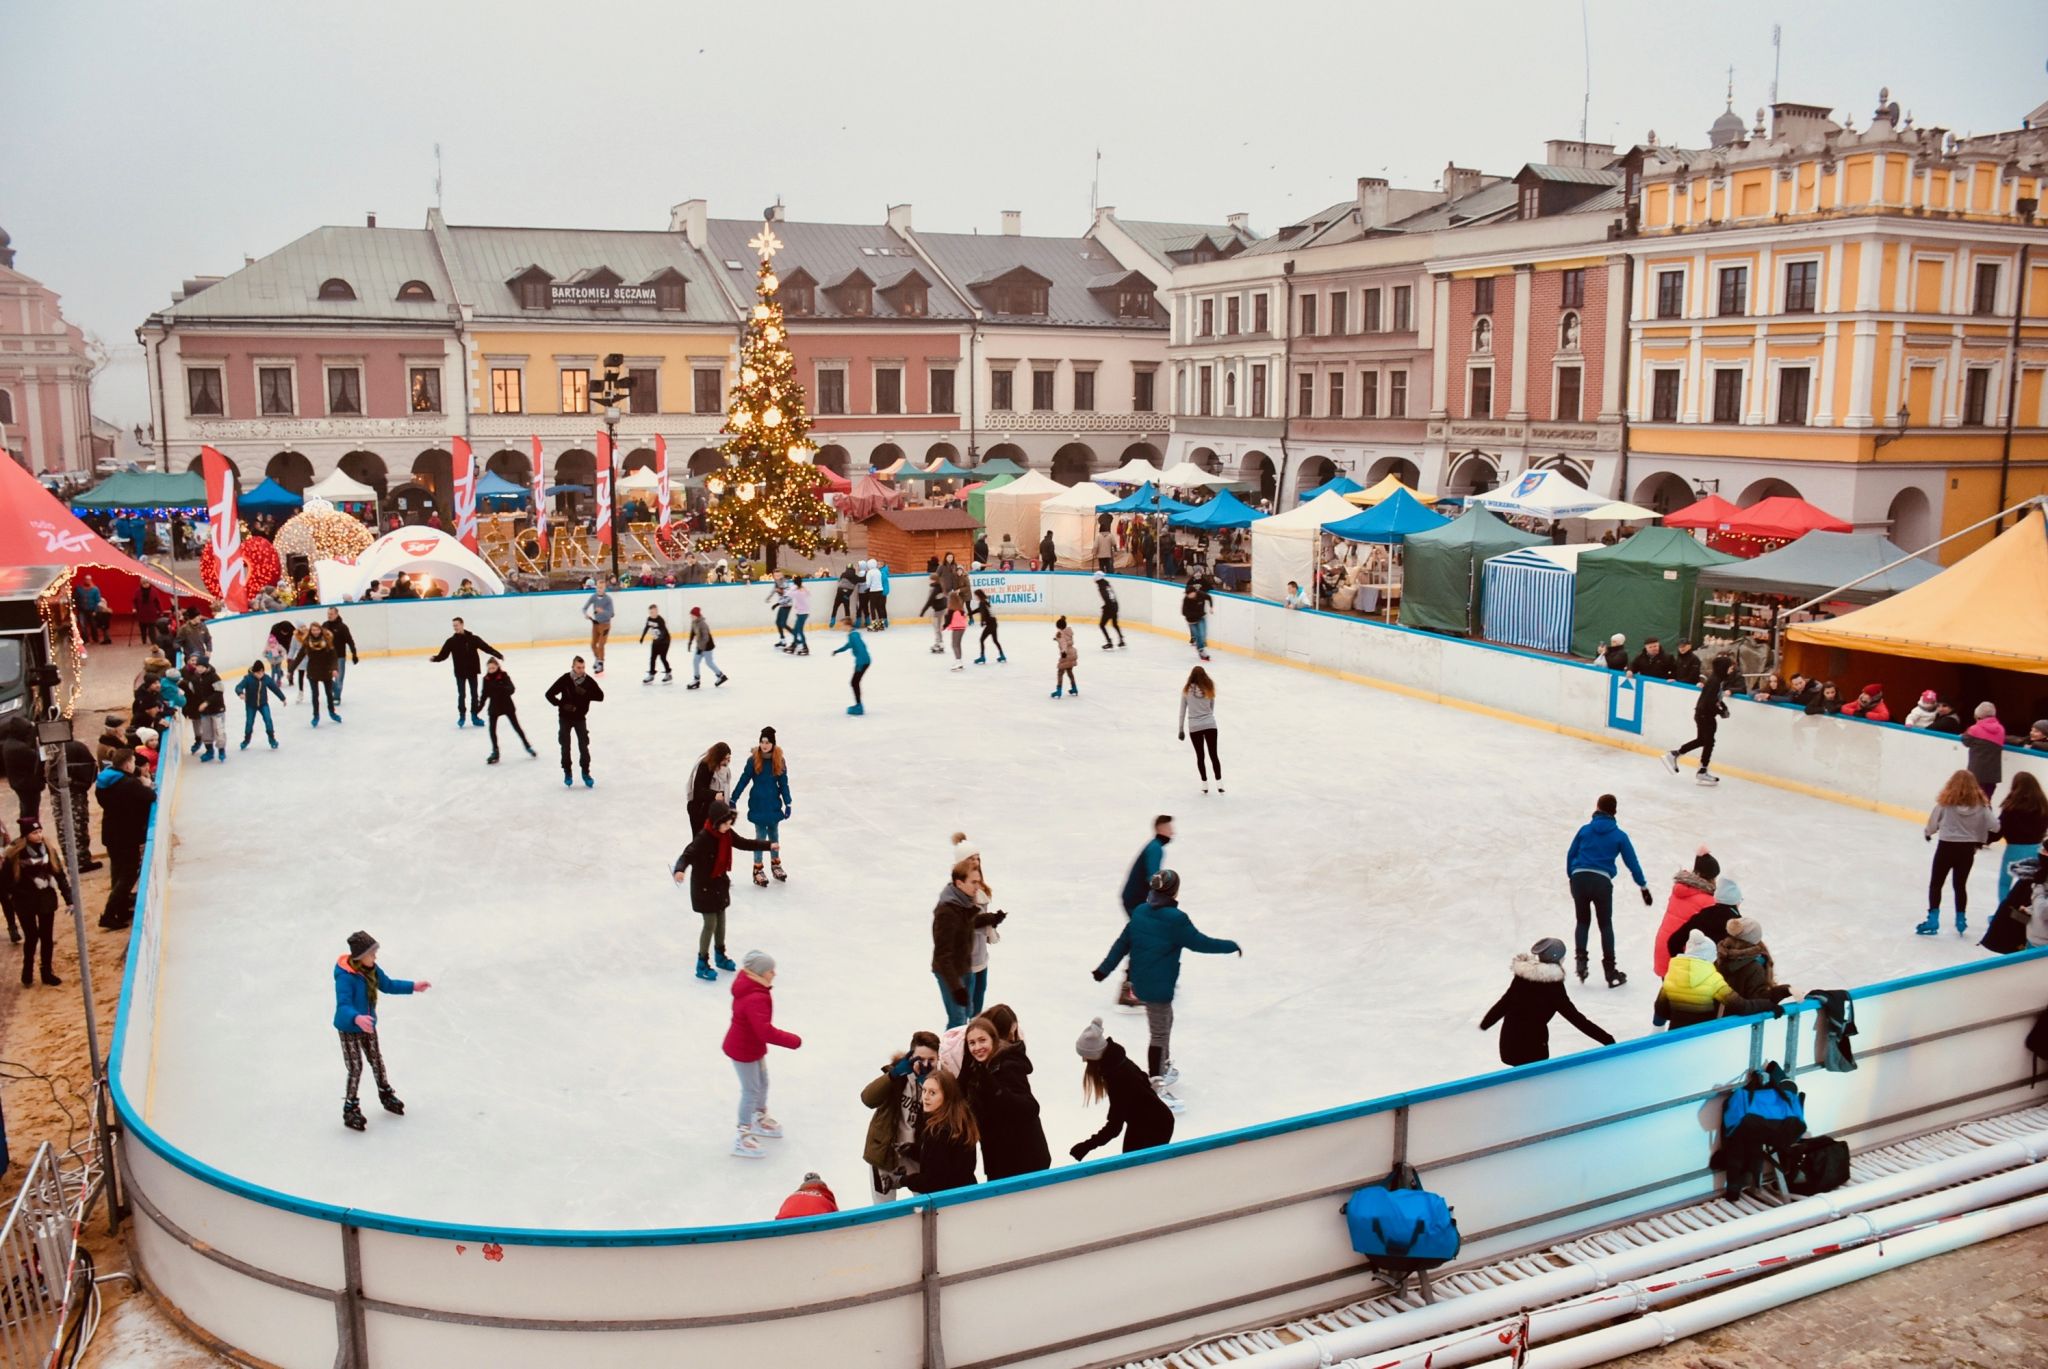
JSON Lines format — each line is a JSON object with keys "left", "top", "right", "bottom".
{"left": 1480, "top": 544, "right": 1598, "bottom": 655}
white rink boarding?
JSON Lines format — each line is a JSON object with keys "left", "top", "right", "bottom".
{"left": 111, "top": 574, "right": 2048, "bottom": 1368}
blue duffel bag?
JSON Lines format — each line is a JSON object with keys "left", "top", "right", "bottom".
{"left": 1341, "top": 1162, "right": 1460, "bottom": 1271}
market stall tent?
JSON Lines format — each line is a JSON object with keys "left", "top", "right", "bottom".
{"left": 1342, "top": 473, "right": 1440, "bottom": 507}
{"left": 1568, "top": 527, "right": 1737, "bottom": 658}
{"left": 1101, "top": 482, "right": 1193, "bottom": 515}
{"left": 304, "top": 469, "right": 380, "bottom": 504}
{"left": 981, "top": 470, "right": 1068, "bottom": 559}
{"left": 342, "top": 526, "right": 506, "bottom": 600}
{"left": 1301, "top": 474, "right": 1366, "bottom": 501}
{"left": 1474, "top": 468, "right": 1607, "bottom": 521}
{"left": 0, "top": 455, "right": 207, "bottom": 615}
{"left": 1725, "top": 495, "right": 1853, "bottom": 541}
{"left": 1399, "top": 506, "right": 1545, "bottom": 635}
{"left": 237, "top": 478, "right": 304, "bottom": 515}
{"left": 1096, "top": 456, "right": 1164, "bottom": 486}
{"left": 1039, "top": 480, "right": 1118, "bottom": 566}
{"left": 838, "top": 473, "right": 903, "bottom": 523}
{"left": 1248, "top": 490, "right": 1360, "bottom": 602}
{"left": 1325, "top": 489, "right": 1449, "bottom": 543}
{"left": 964, "top": 473, "right": 1016, "bottom": 526}
{"left": 475, "top": 470, "right": 530, "bottom": 506}
{"left": 1662, "top": 493, "right": 1744, "bottom": 530}
{"left": 969, "top": 456, "right": 1028, "bottom": 479}
{"left": 70, "top": 469, "right": 208, "bottom": 509}
{"left": 1482, "top": 544, "right": 1598, "bottom": 653}
{"left": 1168, "top": 489, "right": 1266, "bottom": 531}
{"left": 1158, "top": 461, "right": 1231, "bottom": 489}
{"left": 1697, "top": 531, "right": 1941, "bottom": 607}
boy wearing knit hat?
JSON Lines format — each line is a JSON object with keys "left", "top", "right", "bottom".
{"left": 774, "top": 1172, "right": 839, "bottom": 1220}
{"left": 686, "top": 605, "right": 729, "bottom": 689}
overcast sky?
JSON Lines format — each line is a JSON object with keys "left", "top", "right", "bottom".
{"left": 5, "top": 0, "right": 2041, "bottom": 430}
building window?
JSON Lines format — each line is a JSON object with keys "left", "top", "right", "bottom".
{"left": 817, "top": 368, "right": 847, "bottom": 415}
{"left": 1472, "top": 317, "right": 1493, "bottom": 354}
{"left": 1074, "top": 370, "right": 1096, "bottom": 412}
{"left": 1469, "top": 366, "right": 1493, "bottom": 418}
{"left": 1974, "top": 262, "right": 2002, "bottom": 316}
{"left": 1299, "top": 294, "right": 1318, "bottom": 336}
{"left": 1360, "top": 370, "right": 1379, "bottom": 418}
{"left": 1199, "top": 298, "right": 1215, "bottom": 337}
{"left": 1198, "top": 366, "right": 1213, "bottom": 417}
{"left": 930, "top": 368, "right": 956, "bottom": 414}
{"left": 186, "top": 367, "right": 225, "bottom": 416}
{"left": 1557, "top": 366, "right": 1582, "bottom": 422}
{"left": 325, "top": 367, "right": 362, "bottom": 416}
{"left": 1776, "top": 367, "right": 1811, "bottom": 425}
{"left": 1253, "top": 293, "right": 1270, "bottom": 333}
{"left": 1782, "top": 261, "right": 1818, "bottom": 313}
{"left": 1716, "top": 266, "right": 1749, "bottom": 317}
{"left": 1388, "top": 369, "right": 1407, "bottom": 417}
{"left": 1330, "top": 291, "right": 1349, "bottom": 335}
{"left": 0, "top": 391, "right": 10, "bottom": 425}
{"left": 318, "top": 278, "right": 356, "bottom": 301}
{"left": 490, "top": 368, "right": 523, "bottom": 414}
{"left": 874, "top": 367, "right": 903, "bottom": 415}
{"left": 1226, "top": 297, "right": 1241, "bottom": 335}
{"left": 397, "top": 279, "right": 435, "bottom": 302}
{"left": 1520, "top": 184, "right": 1541, "bottom": 219}
{"left": 408, "top": 367, "right": 442, "bottom": 414}
{"left": 1250, "top": 364, "right": 1267, "bottom": 418}
{"left": 1655, "top": 269, "right": 1685, "bottom": 318}
{"left": 1391, "top": 286, "right": 1412, "bottom": 331}
{"left": 1223, "top": 372, "right": 1236, "bottom": 413}
{"left": 1031, "top": 370, "right": 1055, "bottom": 411}
{"left": 1473, "top": 277, "right": 1495, "bottom": 315}
{"left": 655, "top": 279, "right": 686, "bottom": 310}
{"left": 1297, "top": 371, "right": 1315, "bottom": 416}
{"left": 998, "top": 285, "right": 1048, "bottom": 316}
{"left": 693, "top": 369, "right": 722, "bottom": 414}
{"left": 783, "top": 284, "right": 814, "bottom": 315}
{"left": 560, "top": 369, "right": 590, "bottom": 415}
{"left": 1363, "top": 288, "right": 1382, "bottom": 333}
{"left": 626, "top": 367, "right": 658, "bottom": 414}
{"left": 1133, "top": 369, "right": 1155, "bottom": 412}
{"left": 1711, "top": 369, "right": 1743, "bottom": 423}
{"left": 990, "top": 369, "right": 1014, "bottom": 411}
{"left": 1559, "top": 311, "right": 1582, "bottom": 352}
{"left": 1328, "top": 372, "right": 1346, "bottom": 417}
{"left": 1963, "top": 367, "right": 1992, "bottom": 425}
{"left": 258, "top": 366, "right": 294, "bottom": 416}
{"left": 1650, "top": 369, "right": 1680, "bottom": 421}
{"left": 518, "top": 279, "right": 549, "bottom": 310}
{"left": 1115, "top": 290, "right": 1152, "bottom": 318}
{"left": 1560, "top": 268, "right": 1585, "bottom": 309}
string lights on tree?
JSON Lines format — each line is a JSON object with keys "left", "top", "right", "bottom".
{"left": 701, "top": 221, "right": 837, "bottom": 570}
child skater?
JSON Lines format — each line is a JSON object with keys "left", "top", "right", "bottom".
{"left": 234, "top": 660, "right": 285, "bottom": 751}
{"left": 834, "top": 626, "right": 871, "bottom": 716}
{"left": 945, "top": 593, "right": 969, "bottom": 672}
{"left": 1051, "top": 616, "right": 1078, "bottom": 700}
{"left": 642, "top": 605, "right": 674, "bottom": 683}
{"left": 332, "top": 930, "right": 430, "bottom": 1132}
{"left": 479, "top": 657, "right": 536, "bottom": 764}
{"left": 972, "top": 588, "right": 1007, "bottom": 665}
{"left": 673, "top": 799, "right": 779, "bottom": 982}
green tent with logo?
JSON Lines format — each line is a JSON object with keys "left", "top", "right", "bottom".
{"left": 1569, "top": 527, "right": 1738, "bottom": 658}
{"left": 1398, "top": 506, "right": 1545, "bottom": 634}
{"left": 965, "top": 473, "right": 1016, "bottom": 525}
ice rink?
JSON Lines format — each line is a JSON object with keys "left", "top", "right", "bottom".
{"left": 145, "top": 615, "right": 1986, "bottom": 1229}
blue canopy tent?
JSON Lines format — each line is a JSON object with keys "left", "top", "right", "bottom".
{"left": 475, "top": 470, "right": 529, "bottom": 506}
{"left": 544, "top": 484, "right": 592, "bottom": 496}
{"left": 1101, "top": 482, "right": 1193, "bottom": 515}
{"left": 236, "top": 478, "right": 304, "bottom": 515}
{"left": 1299, "top": 473, "right": 1365, "bottom": 502}
{"left": 1325, "top": 489, "right": 1449, "bottom": 544}
{"left": 1168, "top": 488, "right": 1266, "bottom": 531}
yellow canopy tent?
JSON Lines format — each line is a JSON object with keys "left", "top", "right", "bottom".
{"left": 1343, "top": 473, "right": 1441, "bottom": 508}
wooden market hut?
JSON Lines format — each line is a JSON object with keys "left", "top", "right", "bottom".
{"left": 860, "top": 507, "right": 982, "bottom": 573}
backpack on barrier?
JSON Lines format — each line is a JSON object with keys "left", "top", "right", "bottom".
{"left": 1711, "top": 1061, "right": 1808, "bottom": 1195}
{"left": 1341, "top": 1162, "right": 1461, "bottom": 1272}
{"left": 1781, "top": 1136, "right": 1851, "bottom": 1195}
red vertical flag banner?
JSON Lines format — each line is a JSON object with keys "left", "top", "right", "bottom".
{"left": 655, "top": 434, "right": 671, "bottom": 530}
{"left": 594, "top": 430, "right": 615, "bottom": 547}
{"left": 451, "top": 436, "right": 479, "bottom": 553}
{"left": 200, "top": 445, "right": 248, "bottom": 613}
{"left": 529, "top": 436, "right": 549, "bottom": 556}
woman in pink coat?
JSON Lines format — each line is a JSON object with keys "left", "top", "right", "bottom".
{"left": 723, "top": 949, "right": 801, "bottom": 1159}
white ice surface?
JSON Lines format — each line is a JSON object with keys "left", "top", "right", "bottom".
{"left": 145, "top": 619, "right": 1986, "bottom": 1230}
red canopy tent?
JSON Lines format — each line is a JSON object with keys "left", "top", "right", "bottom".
{"left": 813, "top": 464, "right": 851, "bottom": 493}
{"left": 1661, "top": 493, "right": 1744, "bottom": 530}
{"left": 1723, "top": 495, "right": 1853, "bottom": 540}
{"left": 837, "top": 472, "right": 904, "bottom": 523}
{"left": 0, "top": 457, "right": 207, "bottom": 615}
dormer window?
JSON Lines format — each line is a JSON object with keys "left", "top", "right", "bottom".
{"left": 396, "top": 279, "right": 435, "bottom": 301}
{"left": 832, "top": 284, "right": 871, "bottom": 315}
{"left": 318, "top": 278, "right": 356, "bottom": 301}
{"left": 1000, "top": 286, "right": 1048, "bottom": 315}
{"left": 972, "top": 267, "right": 1053, "bottom": 319}
{"left": 891, "top": 283, "right": 927, "bottom": 316}
{"left": 1116, "top": 290, "right": 1154, "bottom": 319}
{"left": 644, "top": 267, "right": 688, "bottom": 311}
{"left": 508, "top": 264, "right": 554, "bottom": 310}
{"left": 779, "top": 267, "right": 817, "bottom": 316}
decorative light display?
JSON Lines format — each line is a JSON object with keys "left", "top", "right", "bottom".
{"left": 273, "top": 497, "right": 374, "bottom": 565}
{"left": 700, "top": 223, "right": 838, "bottom": 566}
{"left": 200, "top": 532, "right": 282, "bottom": 598}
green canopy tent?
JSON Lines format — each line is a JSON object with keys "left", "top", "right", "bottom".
{"left": 965, "top": 473, "right": 1016, "bottom": 525}
{"left": 1398, "top": 506, "right": 1545, "bottom": 634}
{"left": 968, "top": 456, "right": 1028, "bottom": 479}
{"left": 71, "top": 469, "right": 209, "bottom": 509}
{"left": 1569, "top": 527, "right": 1738, "bottom": 658}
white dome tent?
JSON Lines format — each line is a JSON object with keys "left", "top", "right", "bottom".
{"left": 1096, "top": 455, "right": 1165, "bottom": 487}
{"left": 1249, "top": 490, "right": 1362, "bottom": 602}
{"left": 303, "top": 468, "right": 381, "bottom": 504}
{"left": 338, "top": 526, "right": 506, "bottom": 600}
{"left": 979, "top": 470, "right": 1068, "bottom": 563}
{"left": 1039, "top": 480, "right": 1119, "bottom": 567}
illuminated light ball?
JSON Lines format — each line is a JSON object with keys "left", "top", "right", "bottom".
{"left": 739, "top": 484, "right": 757, "bottom": 502}
{"left": 762, "top": 406, "right": 783, "bottom": 429}
{"left": 753, "top": 304, "right": 770, "bottom": 321}
{"left": 731, "top": 408, "right": 751, "bottom": 428}
{"left": 274, "top": 500, "right": 374, "bottom": 566}
{"left": 776, "top": 349, "right": 792, "bottom": 364}
{"left": 763, "top": 326, "right": 782, "bottom": 345}
{"left": 762, "top": 273, "right": 779, "bottom": 293}
{"left": 199, "top": 533, "right": 283, "bottom": 599}
{"left": 741, "top": 367, "right": 758, "bottom": 386}
{"left": 707, "top": 479, "right": 726, "bottom": 496}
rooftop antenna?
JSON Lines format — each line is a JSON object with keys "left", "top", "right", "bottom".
{"left": 1091, "top": 146, "right": 1102, "bottom": 218}
{"left": 434, "top": 142, "right": 443, "bottom": 211}
{"left": 1770, "top": 23, "right": 1781, "bottom": 105}
{"left": 1579, "top": 0, "right": 1591, "bottom": 141}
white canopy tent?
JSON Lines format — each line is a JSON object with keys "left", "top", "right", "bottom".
{"left": 1472, "top": 468, "right": 1608, "bottom": 521}
{"left": 980, "top": 470, "right": 1068, "bottom": 561}
{"left": 1249, "top": 490, "right": 1361, "bottom": 601}
{"left": 303, "top": 469, "right": 380, "bottom": 503}
{"left": 341, "top": 526, "right": 506, "bottom": 600}
{"left": 1096, "top": 456, "right": 1165, "bottom": 486}
{"left": 617, "top": 468, "right": 662, "bottom": 492}
{"left": 1159, "top": 460, "right": 1232, "bottom": 489}
{"left": 1040, "top": 480, "right": 1119, "bottom": 566}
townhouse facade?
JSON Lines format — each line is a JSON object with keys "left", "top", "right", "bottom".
{"left": 0, "top": 226, "right": 104, "bottom": 478}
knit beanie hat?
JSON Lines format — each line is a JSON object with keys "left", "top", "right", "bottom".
{"left": 801, "top": 1171, "right": 825, "bottom": 1187}
{"left": 759, "top": 725, "right": 778, "bottom": 744}
{"left": 1609, "top": 633, "right": 1625, "bottom": 646}
{"left": 1532, "top": 937, "right": 1567, "bottom": 964}
{"left": 1149, "top": 868, "right": 1182, "bottom": 901}
{"left": 1075, "top": 1017, "right": 1107, "bottom": 1061}
{"left": 690, "top": 606, "right": 702, "bottom": 617}
{"left": 1693, "top": 850, "right": 1721, "bottom": 883}
{"left": 1976, "top": 702, "right": 1997, "bottom": 719}
{"left": 135, "top": 726, "right": 158, "bottom": 745}
{"left": 1714, "top": 876, "right": 1743, "bottom": 907}
{"left": 742, "top": 949, "right": 775, "bottom": 976}
{"left": 346, "top": 930, "right": 377, "bottom": 958}
{"left": 1683, "top": 929, "right": 1717, "bottom": 960}
{"left": 1920, "top": 690, "right": 1938, "bottom": 706}
{"left": 1726, "top": 917, "right": 1764, "bottom": 945}
{"left": 951, "top": 832, "right": 980, "bottom": 862}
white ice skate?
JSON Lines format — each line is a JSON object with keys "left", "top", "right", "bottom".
{"left": 1695, "top": 770, "right": 1721, "bottom": 786}
{"left": 1151, "top": 1079, "right": 1186, "bottom": 1113}
{"left": 1154, "top": 1065, "right": 1180, "bottom": 1088}
{"left": 1659, "top": 751, "right": 1680, "bottom": 774}
{"left": 730, "top": 1129, "right": 766, "bottom": 1158}
{"left": 749, "top": 1113, "right": 784, "bottom": 1139}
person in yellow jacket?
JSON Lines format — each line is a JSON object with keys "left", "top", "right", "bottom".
{"left": 1653, "top": 930, "right": 1781, "bottom": 1031}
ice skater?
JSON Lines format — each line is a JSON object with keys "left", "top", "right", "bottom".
{"left": 1661, "top": 654, "right": 1735, "bottom": 785}
{"left": 1178, "top": 667, "right": 1223, "bottom": 793}
{"left": 932, "top": 857, "right": 1006, "bottom": 1029}
{"left": 324, "top": 607, "right": 360, "bottom": 701}
{"left": 862, "top": 558, "right": 889, "bottom": 630}
{"left": 1069, "top": 1018, "right": 1175, "bottom": 1161}
{"left": 236, "top": 661, "right": 285, "bottom": 751}
{"left": 971, "top": 589, "right": 1006, "bottom": 664}
{"left": 301, "top": 622, "right": 341, "bottom": 726}
{"left": 784, "top": 576, "right": 811, "bottom": 656}
{"left": 1563, "top": 794, "right": 1652, "bottom": 986}
{"left": 544, "top": 655, "right": 605, "bottom": 788}
{"left": 674, "top": 800, "right": 780, "bottom": 982}
{"left": 833, "top": 626, "right": 871, "bottom": 715}
{"left": 686, "top": 606, "right": 728, "bottom": 689}
{"left": 944, "top": 594, "right": 968, "bottom": 672}
{"left": 1181, "top": 578, "right": 1212, "bottom": 661}
{"left": 765, "top": 573, "right": 793, "bottom": 648}
{"left": 1093, "top": 571, "right": 1125, "bottom": 649}
{"left": 642, "top": 605, "right": 674, "bottom": 683}
{"left": 1092, "top": 868, "right": 1239, "bottom": 1109}
{"left": 429, "top": 617, "right": 503, "bottom": 728}
{"left": 921, "top": 573, "right": 948, "bottom": 655}
{"left": 185, "top": 657, "right": 228, "bottom": 760}
{"left": 1050, "top": 616, "right": 1078, "bottom": 699}
{"left": 1479, "top": 938, "right": 1615, "bottom": 1067}
{"left": 830, "top": 563, "right": 859, "bottom": 629}
{"left": 582, "top": 574, "right": 616, "bottom": 674}
{"left": 1115, "top": 815, "right": 1173, "bottom": 1010}
{"left": 479, "top": 658, "right": 536, "bottom": 764}
{"left": 1920, "top": 769, "right": 1995, "bottom": 936}
{"left": 332, "top": 930, "right": 430, "bottom": 1132}
{"left": 722, "top": 949, "right": 800, "bottom": 1159}
{"left": 730, "top": 727, "right": 791, "bottom": 885}
{"left": 688, "top": 742, "right": 734, "bottom": 833}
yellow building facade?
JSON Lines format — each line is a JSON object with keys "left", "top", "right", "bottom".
{"left": 1620, "top": 96, "right": 2048, "bottom": 559}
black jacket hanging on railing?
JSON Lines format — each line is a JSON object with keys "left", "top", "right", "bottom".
{"left": 1804, "top": 990, "right": 1858, "bottom": 1073}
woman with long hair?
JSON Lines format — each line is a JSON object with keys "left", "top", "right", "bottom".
{"left": 958, "top": 1016, "right": 1051, "bottom": 1179}
{"left": 1920, "top": 770, "right": 1996, "bottom": 936}
{"left": 1178, "top": 667, "right": 1223, "bottom": 794}
{"left": 952, "top": 834, "right": 1001, "bottom": 1016}
{"left": 904, "top": 1068, "right": 980, "bottom": 1193}
{"left": 687, "top": 741, "right": 734, "bottom": 834}
{"left": 945, "top": 592, "right": 969, "bottom": 672}
{"left": 730, "top": 728, "right": 792, "bottom": 886}
{"left": 1067, "top": 1018, "right": 1175, "bottom": 1161}
{"left": 1995, "top": 771, "right": 2048, "bottom": 904}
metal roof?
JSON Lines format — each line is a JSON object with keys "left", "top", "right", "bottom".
{"left": 441, "top": 225, "right": 735, "bottom": 325}
{"left": 913, "top": 232, "right": 1165, "bottom": 328}
{"left": 158, "top": 226, "right": 454, "bottom": 324}
{"left": 1519, "top": 163, "right": 1623, "bottom": 186}
{"left": 1387, "top": 179, "right": 1520, "bottom": 231}
{"left": 1240, "top": 200, "right": 1355, "bottom": 256}
{"left": 866, "top": 507, "right": 982, "bottom": 531}
{"left": 703, "top": 218, "right": 975, "bottom": 322}
{"left": 1111, "top": 218, "right": 1260, "bottom": 265}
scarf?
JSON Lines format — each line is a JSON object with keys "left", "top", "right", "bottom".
{"left": 709, "top": 822, "right": 734, "bottom": 878}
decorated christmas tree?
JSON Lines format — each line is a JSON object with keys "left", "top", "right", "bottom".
{"left": 703, "top": 222, "right": 835, "bottom": 570}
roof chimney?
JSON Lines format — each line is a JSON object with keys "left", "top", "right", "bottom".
{"left": 1001, "top": 210, "right": 1022, "bottom": 236}
{"left": 669, "top": 198, "right": 709, "bottom": 248}
{"left": 1443, "top": 164, "right": 1484, "bottom": 201}
{"left": 366, "top": 212, "right": 377, "bottom": 228}
{"left": 1355, "top": 177, "right": 1391, "bottom": 228}
{"left": 1225, "top": 212, "right": 1249, "bottom": 235}
{"left": 886, "top": 203, "right": 914, "bottom": 233}
{"left": 765, "top": 198, "right": 786, "bottom": 222}
{"left": 1543, "top": 139, "right": 1616, "bottom": 169}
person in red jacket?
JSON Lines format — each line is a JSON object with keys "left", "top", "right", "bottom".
{"left": 774, "top": 1172, "right": 840, "bottom": 1220}
{"left": 723, "top": 948, "right": 801, "bottom": 1160}
{"left": 1841, "top": 683, "right": 1890, "bottom": 722}
{"left": 1651, "top": 848, "right": 1719, "bottom": 978}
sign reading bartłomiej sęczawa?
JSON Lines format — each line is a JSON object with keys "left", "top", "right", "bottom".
{"left": 549, "top": 284, "right": 657, "bottom": 306}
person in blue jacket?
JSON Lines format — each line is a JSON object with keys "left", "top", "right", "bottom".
{"left": 1564, "top": 793, "right": 1652, "bottom": 988}
{"left": 235, "top": 661, "right": 286, "bottom": 750}
{"left": 730, "top": 726, "right": 792, "bottom": 886}
{"left": 833, "top": 627, "right": 871, "bottom": 715}
{"left": 332, "top": 930, "right": 430, "bottom": 1132}
{"left": 1111, "top": 815, "right": 1174, "bottom": 1009}
{"left": 1092, "top": 868, "right": 1239, "bottom": 1098}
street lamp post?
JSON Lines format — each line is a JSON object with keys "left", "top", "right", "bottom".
{"left": 592, "top": 353, "right": 629, "bottom": 583}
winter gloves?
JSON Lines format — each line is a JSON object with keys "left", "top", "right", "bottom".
{"left": 1069, "top": 1141, "right": 1093, "bottom": 1162}
{"left": 1640, "top": 886, "right": 1654, "bottom": 906}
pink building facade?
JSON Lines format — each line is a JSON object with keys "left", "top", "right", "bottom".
{"left": 0, "top": 228, "right": 102, "bottom": 477}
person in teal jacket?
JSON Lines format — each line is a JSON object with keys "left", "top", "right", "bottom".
{"left": 1092, "top": 869, "right": 1239, "bottom": 1091}
{"left": 331, "top": 930, "right": 430, "bottom": 1132}
{"left": 833, "top": 628, "right": 871, "bottom": 715}
{"left": 730, "top": 727, "right": 792, "bottom": 886}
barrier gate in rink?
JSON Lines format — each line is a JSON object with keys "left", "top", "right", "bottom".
{"left": 111, "top": 576, "right": 2048, "bottom": 1368}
